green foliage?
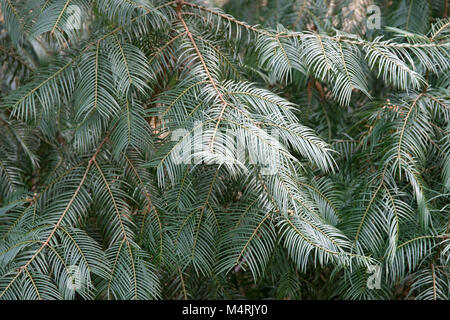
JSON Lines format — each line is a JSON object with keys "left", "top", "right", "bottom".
{"left": 0, "top": 0, "right": 448, "bottom": 300}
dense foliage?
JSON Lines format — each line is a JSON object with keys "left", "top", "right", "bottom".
{"left": 0, "top": 0, "right": 448, "bottom": 300}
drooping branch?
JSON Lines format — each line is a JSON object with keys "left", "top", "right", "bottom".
{"left": 0, "top": 135, "right": 109, "bottom": 299}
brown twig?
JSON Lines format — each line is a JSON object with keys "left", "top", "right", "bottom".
{"left": 176, "top": 1, "right": 230, "bottom": 152}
